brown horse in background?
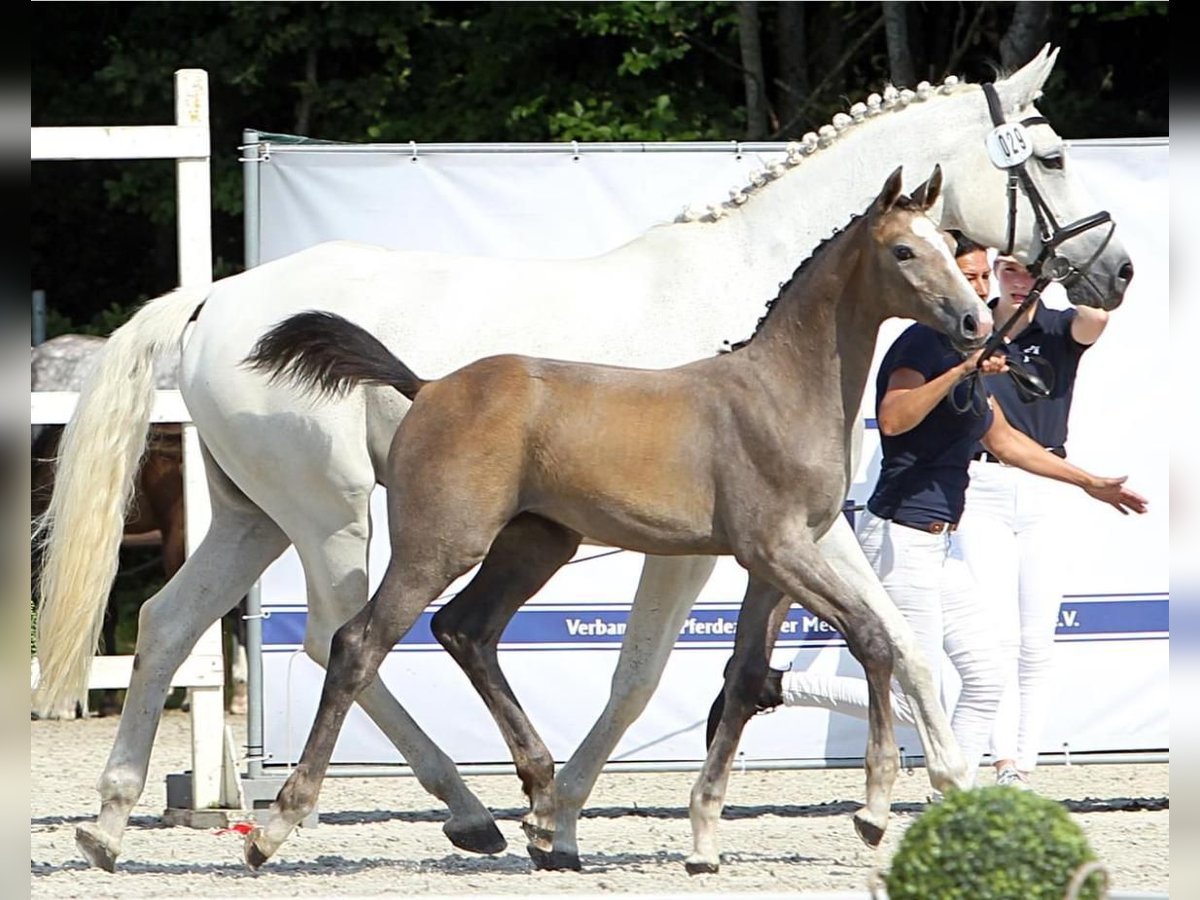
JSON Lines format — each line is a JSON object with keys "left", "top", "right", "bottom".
{"left": 31, "top": 334, "right": 245, "bottom": 716}
{"left": 240, "top": 167, "right": 992, "bottom": 872}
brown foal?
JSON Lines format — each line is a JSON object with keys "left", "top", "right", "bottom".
{"left": 241, "top": 166, "right": 991, "bottom": 873}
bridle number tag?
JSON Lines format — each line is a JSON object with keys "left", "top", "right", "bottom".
{"left": 986, "top": 122, "right": 1033, "bottom": 169}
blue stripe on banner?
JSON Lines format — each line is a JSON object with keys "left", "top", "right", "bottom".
{"left": 263, "top": 595, "right": 1168, "bottom": 650}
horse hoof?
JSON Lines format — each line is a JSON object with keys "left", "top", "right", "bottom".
{"left": 521, "top": 819, "right": 554, "bottom": 852}
{"left": 528, "top": 846, "right": 581, "bottom": 871}
{"left": 443, "top": 817, "right": 506, "bottom": 855}
{"left": 853, "top": 810, "right": 887, "bottom": 848}
{"left": 685, "top": 857, "right": 720, "bottom": 875}
{"left": 243, "top": 828, "right": 272, "bottom": 870}
{"left": 75, "top": 822, "right": 119, "bottom": 872}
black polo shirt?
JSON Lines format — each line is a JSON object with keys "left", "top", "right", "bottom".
{"left": 867, "top": 323, "right": 994, "bottom": 527}
{"left": 984, "top": 301, "right": 1088, "bottom": 451}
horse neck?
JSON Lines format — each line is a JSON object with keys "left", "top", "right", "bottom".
{"left": 662, "top": 85, "right": 979, "bottom": 264}
{"left": 738, "top": 224, "right": 884, "bottom": 436}
{"left": 596, "top": 88, "right": 980, "bottom": 357}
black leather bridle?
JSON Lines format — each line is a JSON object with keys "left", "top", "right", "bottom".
{"left": 954, "top": 83, "right": 1117, "bottom": 411}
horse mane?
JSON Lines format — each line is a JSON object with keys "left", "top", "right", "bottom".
{"left": 673, "top": 76, "right": 972, "bottom": 225}
{"left": 719, "top": 195, "right": 923, "bottom": 354}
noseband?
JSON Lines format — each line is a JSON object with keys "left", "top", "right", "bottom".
{"left": 953, "top": 84, "right": 1116, "bottom": 413}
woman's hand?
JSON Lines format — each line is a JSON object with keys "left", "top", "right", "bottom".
{"left": 959, "top": 347, "right": 1009, "bottom": 379}
{"left": 1083, "top": 476, "right": 1149, "bottom": 515}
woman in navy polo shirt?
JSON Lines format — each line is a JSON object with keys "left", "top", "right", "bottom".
{"left": 725, "top": 239, "right": 1146, "bottom": 789}
{"left": 956, "top": 256, "right": 1113, "bottom": 792}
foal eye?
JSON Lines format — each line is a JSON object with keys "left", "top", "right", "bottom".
{"left": 1038, "top": 154, "right": 1064, "bottom": 171}
{"left": 892, "top": 245, "right": 915, "bottom": 261}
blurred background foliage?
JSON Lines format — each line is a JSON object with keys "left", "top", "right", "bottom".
{"left": 33, "top": 0, "right": 1168, "bottom": 333}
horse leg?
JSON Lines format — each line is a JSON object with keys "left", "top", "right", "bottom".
{"left": 75, "top": 462, "right": 290, "bottom": 872}
{"left": 288, "top": 507, "right": 505, "bottom": 856}
{"left": 741, "top": 534, "right": 899, "bottom": 849}
{"left": 704, "top": 597, "right": 794, "bottom": 750}
{"left": 429, "top": 514, "right": 581, "bottom": 853}
{"left": 246, "top": 535, "right": 483, "bottom": 869}
{"left": 817, "top": 516, "right": 969, "bottom": 792}
{"left": 95, "top": 593, "right": 121, "bottom": 717}
{"left": 545, "top": 554, "right": 717, "bottom": 870}
{"left": 686, "top": 534, "right": 899, "bottom": 873}
{"left": 687, "top": 576, "right": 787, "bottom": 874}
{"left": 225, "top": 600, "right": 249, "bottom": 715}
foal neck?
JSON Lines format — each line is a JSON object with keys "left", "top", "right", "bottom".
{"left": 729, "top": 216, "right": 884, "bottom": 427}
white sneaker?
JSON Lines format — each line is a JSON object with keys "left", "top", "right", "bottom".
{"left": 995, "top": 765, "right": 1032, "bottom": 791}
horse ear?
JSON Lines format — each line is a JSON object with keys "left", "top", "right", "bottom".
{"left": 872, "top": 166, "right": 905, "bottom": 215}
{"left": 997, "top": 44, "right": 1059, "bottom": 109}
{"left": 910, "top": 165, "right": 943, "bottom": 211}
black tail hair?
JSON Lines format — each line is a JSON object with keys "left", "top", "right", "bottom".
{"left": 243, "top": 311, "right": 427, "bottom": 401}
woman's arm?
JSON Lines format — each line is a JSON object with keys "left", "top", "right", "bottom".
{"left": 877, "top": 350, "right": 1008, "bottom": 436}
{"left": 981, "top": 403, "right": 1148, "bottom": 515}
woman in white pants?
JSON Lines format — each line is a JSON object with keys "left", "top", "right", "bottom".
{"left": 956, "top": 256, "right": 1111, "bottom": 790}
{"left": 707, "top": 239, "right": 1147, "bottom": 790}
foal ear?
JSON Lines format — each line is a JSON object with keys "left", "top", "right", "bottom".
{"left": 872, "top": 166, "right": 905, "bottom": 215}
{"left": 910, "top": 165, "right": 943, "bottom": 211}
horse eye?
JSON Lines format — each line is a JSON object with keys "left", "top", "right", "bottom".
{"left": 892, "top": 245, "right": 915, "bottom": 261}
{"left": 1038, "top": 154, "right": 1064, "bottom": 171}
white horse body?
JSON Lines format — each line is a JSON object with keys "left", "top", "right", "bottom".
{"left": 35, "top": 46, "right": 1133, "bottom": 871}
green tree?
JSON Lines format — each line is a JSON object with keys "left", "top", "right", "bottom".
{"left": 33, "top": 1, "right": 1168, "bottom": 335}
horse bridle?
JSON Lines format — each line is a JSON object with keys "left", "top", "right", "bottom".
{"left": 953, "top": 83, "right": 1117, "bottom": 411}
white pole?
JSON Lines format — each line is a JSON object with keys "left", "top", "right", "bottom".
{"left": 30, "top": 67, "right": 225, "bottom": 813}
{"left": 172, "top": 68, "right": 225, "bottom": 811}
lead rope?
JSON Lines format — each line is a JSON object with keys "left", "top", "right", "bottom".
{"left": 950, "top": 275, "right": 1052, "bottom": 415}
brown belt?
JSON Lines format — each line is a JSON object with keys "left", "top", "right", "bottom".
{"left": 893, "top": 518, "right": 957, "bottom": 535}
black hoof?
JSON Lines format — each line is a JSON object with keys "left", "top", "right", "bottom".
{"left": 853, "top": 812, "right": 887, "bottom": 848}
{"left": 528, "top": 845, "right": 581, "bottom": 871}
{"left": 521, "top": 820, "right": 554, "bottom": 851}
{"left": 444, "top": 819, "right": 507, "bottom": 855}
{"left": 75, "top": 823, "right": 119, "bottom": 873}
{"left": 244, "top": 840, "right": 270, "bottom": 871}
{"left": 685, "top": 859, "right": 720, "bottom": 875}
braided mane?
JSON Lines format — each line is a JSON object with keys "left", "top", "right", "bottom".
{"left": 720, "top": 195, "right": 923, "bottom": 353}
{"left": 676, "top": 76, "right": 969, "bottom": 225}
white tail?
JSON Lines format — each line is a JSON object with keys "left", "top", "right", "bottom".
{"left": 32, "top": 286, "right": 208, "bottom": 714}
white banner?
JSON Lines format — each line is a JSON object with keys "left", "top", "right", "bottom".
{"left": 254, "top": 139, "right": 1167, "bottom": 769}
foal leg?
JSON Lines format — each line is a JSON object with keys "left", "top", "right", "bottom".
{"left": 817, "top": 516, "right": 969, "bottom": 792}
{"left": 690, "top": 535, "right": 900, "bottom": 872}
{"left": 759, "top": 536, "right": 899, "bottom": 846}
{"left": 430, "top": 514, "right": 581, "bottom": 853}
{"left": 687, "top": 576, "right": 787, "bottom": 874}
{"left": 246, "top": 553, "right": 467, "bottom": 869}
{"left": 75, "top": 465, "right": 290, "bottom": 871}
{"left": 546, "top": 554, "right": 717, "bottom": 870}
{"left": 291, "top": 510, "right": 505, "bottom": 856}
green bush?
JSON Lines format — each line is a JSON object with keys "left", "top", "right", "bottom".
{"left": 884, "top": 786, "right": 1106, "bottom": 900}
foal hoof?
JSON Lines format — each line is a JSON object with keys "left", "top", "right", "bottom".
{"left": 528, "top": 845, "right": 581, "bottom": 871}
{"left": 443, "top": 816, "right": 506, "bottom": 855}
{"left": 75, "top": 822, "right": 119, "bottom": 872}
{"left": 521, "top": 819, "right": 554, "bottom": 853}
{"left": 684, "top": 857, "right": 720, "bottom": 875}
{"left": 243, "top": 828, "right": 272, "bottom": 870}
{"left": 853, "top": 809, "right": 888, "bottom": 848}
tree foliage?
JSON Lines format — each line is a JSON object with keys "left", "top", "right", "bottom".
{"left": 32, "top": 1, "right": 1168, "bottom": 334}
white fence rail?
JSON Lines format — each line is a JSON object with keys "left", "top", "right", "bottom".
{"left": 31, "top": 70, "right": 231, "bottom": 811}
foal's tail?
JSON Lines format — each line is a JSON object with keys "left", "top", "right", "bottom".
{"left": 244, "top": 311, "right": 428, "bottom": 401}
{"left": 32, "top": 285, "right": 209, "bottom": 715}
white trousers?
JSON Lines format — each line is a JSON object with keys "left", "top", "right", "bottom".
{"left": 957, "top": 459, "right": 1068, "bottom": 772}
{"left": 780, "top": 508, "right": 1004, "bottom": 783}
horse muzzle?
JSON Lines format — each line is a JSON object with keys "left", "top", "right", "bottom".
{"left": 1062, "top": 256, "right": 1134, "bottom": 311}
